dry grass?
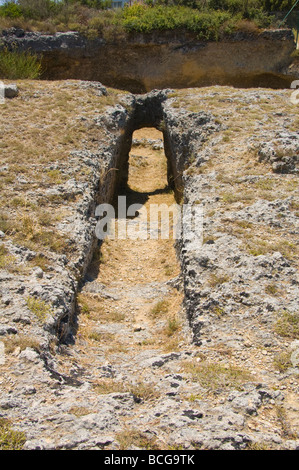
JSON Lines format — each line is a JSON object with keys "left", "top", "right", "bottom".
{"left": 77, "top": 293, "right": 125, "bottom": 322}
{"left": 208, "top": 273, "right": 230, "bottom": 287}
{"left": 3, "top": 334, "right": 41, "bottom": 354}
{"left": 150, "top": 299, "right": 169, "bottom": 318}
{"left": 116, "top": 427, "right": 160, "bottom": 450}
{"left": 183, "top": 360, "right": 252, "bottom": 393}
{"left": 94, "top": 378, "right": 126, "bottom": 395}
{"left": 0, "top": 418, "right": 26, "bottom": 450}
{"left": 0, "top": 80, "right": 121, "bottom": 258}
{"left": 69, "top": 406, "right": 93, "bottom": 417}
{"left": 274, "top": 310, "right": 299, "bottom": 340}
{"left": 245, "top": 237, "right": 297, "bottom": 260}
{"left": 273, "top": 351, "right": 293, "bottom": 373}
{"left": 0, "top": 244, "right": 16, "bottom": 271}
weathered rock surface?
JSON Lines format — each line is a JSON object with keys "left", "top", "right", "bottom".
{"left": 3, "top": 84, "right": 19, "bottom": 98}
{"left": 0, "top": 82, "right": 298, "bottom": 450}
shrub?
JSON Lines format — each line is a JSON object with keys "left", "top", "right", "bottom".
{"left": 18, "top": 0, "right": 60, "bottom": 21}
{"left": 0, "top": 1, "right": 276, "bottom": 39}
{"left": 121, "top": 5, "right": 234, "bottom": 40}
{"left": 0, "top": 47, "right": 42, "bottom": 79}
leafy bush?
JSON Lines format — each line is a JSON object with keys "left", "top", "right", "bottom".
{"left": 0, "top": 2, "right": 23, "bottom": 18}
{"left": 121, "top": 5, "right": 234, "bottom": 40}
{"left": 0, "top": 0, "right": 282, "bottom": 40}
{"left": 0, "top": 47, "right": 42, "bottom": 79}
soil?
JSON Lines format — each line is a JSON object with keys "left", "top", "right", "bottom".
{"left": 73, "top": 127, "right": 186, "bottom": 380}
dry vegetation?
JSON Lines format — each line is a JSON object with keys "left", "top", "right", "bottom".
{"left": 0, "top": 80, "right": 121, "bottom": 268}
{"left": 170, "top": 86, "right": 299, "bottom": 265}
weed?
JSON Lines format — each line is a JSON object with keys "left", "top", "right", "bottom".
{"left": 3, "top": 334, "right": 41, "bottom": 354}
{"left": 234, "top": 220, "right": 253, "bottom": 229}
{"left": 29, "top": 229, "right": 68, "bottom": 253}
{"left": 46, "top": 169, "right": 65, "bottom": 184}
{"left": 128, "top": 382, "right": 159, "bottom": 402}
{"left": 289, "top": 200, "right": 299, "bottom": 212}
{"left": 87, "top": 330, "right": 102, "bottom": 342}
{"left": 94, "top": 378, "right": 125, "bottom": 395}
{"left": 164, "top": 264, "right": 174, "bottom": 276}
{"left": 109, "top": 310, "right": 126, "bottom": 322}
{"left": 10, "top": 196, "right": 28, "bottom": 208}
{"left": 37, "top": 210, "right": 56, "bottom": 227}
{"left": 265, "top": 283, "right": 278, "bottom": 295}
{"left": 245, "top": 238, "right": 297, "bottom": 260}
{"left": 247, "top": 442, "right": 271, "bottom": 450}
{"left": 163, "top": 317, "right": 180, "bottom": 337}
{"left": 0, "top": 212, "right": 13, "bottom": 233}
{"left": 273, "top": 351, "right": 292, "bottom": 373}
{"left": 276, "top": 405, "right": 297, "bottom": 439}
{"left": 0, "top": 418, "right": 26, "bottom": 450}
{"left": 150, "top": 299, "right": 169, "bottom": 318}
{"left": 274, "top": 310, "right": 299, "bottom": 340}
{"left": 116, "top": 427, "right": 160, "bottom": 450}
{"left": 183, "top": 361, "right": 252, "bottom": 392}
{"left": 221, "top": 191, "right": 254, "bottom": 204}
{"left": 254, "top": 178, "right": 275, "bottom": 191}
{"left": 208, "top": 273, "right": 230, "bottom": 287}
{"left": 0, "top": 244, "right": 16, "bottom": 270}
{"left": 188, "top": 393, "right": 204, "bottom": 402}
{"left": 213, "top": 306, "right": 226, "bottom": 318}
{"left": 77, "top": 294, "right": 91, "bottom": 316}
{"left": 69, "top": 406, "right": 92, "bottom": 417}
{"left": 29, "top": 254, "right": 50, "bottom": 271}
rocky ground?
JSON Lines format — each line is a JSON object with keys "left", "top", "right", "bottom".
{"left": 0, "top": 81, "right": 298, "bottom": 450}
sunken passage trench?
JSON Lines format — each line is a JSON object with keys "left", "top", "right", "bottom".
{"left": 59, "top": 90, "right": 196, "bottom": 365}
{"left": 75, "top": 125, "right": 185, "bottom": 367}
